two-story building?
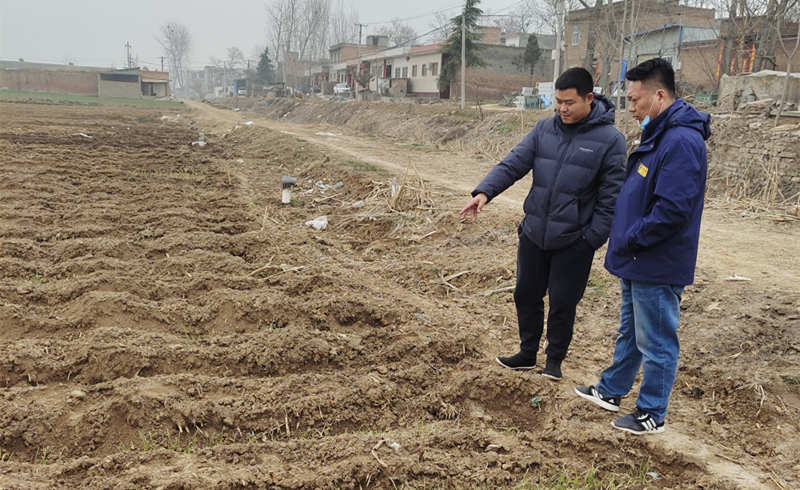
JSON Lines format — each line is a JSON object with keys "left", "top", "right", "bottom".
{"left": 565, "top": 0, "right": 716, "bottom": 91}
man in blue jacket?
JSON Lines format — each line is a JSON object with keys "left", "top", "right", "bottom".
{"left": 461, "top": 68, "right": 626, "bottom": 380}
{"left": 575, "top": 58, "right": 710, "bottom": 434}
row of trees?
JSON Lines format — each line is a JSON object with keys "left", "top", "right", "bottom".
{"left": 156, "top": 0, "right": 561, "bottom": 93}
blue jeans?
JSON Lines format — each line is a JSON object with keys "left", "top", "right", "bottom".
{"left": 597, "top": 279, "right": 684, "bottom": 423}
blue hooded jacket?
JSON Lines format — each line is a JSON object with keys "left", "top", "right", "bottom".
{"left": 473, "top": 94, "right": 626, "bottom": 250}
{"left": 604, "top": 98, "right": 711, "bottom": 286}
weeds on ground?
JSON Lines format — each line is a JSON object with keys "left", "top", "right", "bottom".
{"left": 512, "top": 459, "right": 654, "bottom": 490}
{"left": 0, "top": 89, "right": 184, "bottom": 108}
{"left": 342, "top": 160, "right": 390, "bottom": 176}
{"left": 586, "top": 269, "right": 615, "bottom": 297}
{"left": 32, "top": 447, "right": 48, "bottom": 465}
{"left": 137, "top": 430, "right": 205, "bottom": 453}
{"left": 781, "top": 375, "right": 800, "bottom": 385}
{"left": 495, "top": 123, "right": 520, "bottom": 135}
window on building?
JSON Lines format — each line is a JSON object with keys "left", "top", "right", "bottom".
{"left": 402, "top": 66, "right": 408, "bottom": 78}
{"left": 422, "top": 64, "right": 427, "bottom": 76}
{"left": 431, "top": 62, "right": 438, "bottom": 76}
{"left": 571, "top": 29, "right": 582, "bottom": 46}
{"left": 412, "top": 65, "right": 418, "bottom": 77}
{"left": 100, "top": 73, "right": 139, "bottom": 83}
{"left": 395, "top": 67, "right": 400, "bottom": 78}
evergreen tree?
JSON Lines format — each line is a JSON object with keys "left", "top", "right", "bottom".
{"left": 523, "top": 34, "right": 541, "bottom": 77}
{"left": 439, "top": 0, "right": 485, "bottom": 92}
{"left": 256, "top": 47, "right": 275, "bottom": 83}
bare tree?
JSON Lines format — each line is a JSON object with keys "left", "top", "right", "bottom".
{"left": 295, "top": 0, "right": 329, "bottom": 61}
{"left": 429, "top": 11, "right": 452, "bottom": 43}
{"left": 267, "top": 0, "right": 298, "bottom": 84}
{"left": 227, "top": 47, "right": 245, "bottom": 70}
{"left": 375, "top": 19, "right": 418, "bottom": 46}
{"left": 328, "top": 0, "right": 359, "bottom": 46}
{"left": 487, "top": 0, "right": 545, "bottom": 34}
{"left": 267, "top": 0, "right": 332, "bottom": 88}
{"left": 774, "top": 4, "right": 800, "bottom": 125}
{"left": 157, "top": 22, "right": 191, "bottom": 91}
{"left": 537, "top": 0, "right": 583, "bottom": 35}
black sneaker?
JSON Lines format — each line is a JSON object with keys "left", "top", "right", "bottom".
{"left": 612, "top": 409, "right": 665, "bottom": 435}
{"left": 541, "top": 359, "right": 562, "bottom": 381}
{"left": 574, "top": 385, "right": 621, "bottom": 412}
{"left": 495, "top": 352, "right": 536, "bottom": 370}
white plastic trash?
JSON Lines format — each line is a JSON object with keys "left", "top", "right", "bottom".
{"left": 305, "top": 216, "right": 328, "bottom": 231}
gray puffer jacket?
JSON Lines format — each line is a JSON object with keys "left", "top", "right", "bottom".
{"left": 473, "top": 94, "right": 626, "bottom": 250}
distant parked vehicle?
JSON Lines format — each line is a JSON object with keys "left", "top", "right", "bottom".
{"left": 234, "top": 79, "right": 247, "bottom": 96}
{"left": 333, "top": 83, "right": 350, "bottom": 96}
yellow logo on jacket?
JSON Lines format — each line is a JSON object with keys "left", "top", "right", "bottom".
{"left": 637, "top": 162, "right": 649, "bottom": 178}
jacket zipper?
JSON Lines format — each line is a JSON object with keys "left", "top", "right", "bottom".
{"left": 542, "top": 131, "right": 575, "bottom": 240}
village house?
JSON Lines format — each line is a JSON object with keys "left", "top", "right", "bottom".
{"left": 0, "top": 60, "right": 170, "bottom": 98}
{"left": 561, "top": 0, "right": 800, "bottom": 95}
{"left": 325, "top": 27, "right": 554, "bottom": 101}
{"left": 564, "top": 0, "right": 716, "bottom": 92}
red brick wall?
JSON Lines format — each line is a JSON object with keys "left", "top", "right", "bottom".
{"left": 0, "top": 69, "right": 98, "bottom": 96}
{"left": 452, "top": 69, "right": 549, "bottom": 101}
{"left": 478, "top": 26, "right": 503, "bottom": 45}
{"left": 678, "top": 37, "right": 800, "bottom": 92}
{"left": 679, "top": 41, "right": 724, "bottom": 91}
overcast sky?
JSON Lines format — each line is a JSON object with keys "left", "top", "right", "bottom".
{"left": 0, "top": 0, "right": 522, "bottom": 70}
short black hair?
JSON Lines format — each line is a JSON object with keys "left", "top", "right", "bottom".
{"left": 625, "top": 58, "right": 676, "bottom": 96}
{"left": 555, "top": 67, "right": 594, "bottom": 97}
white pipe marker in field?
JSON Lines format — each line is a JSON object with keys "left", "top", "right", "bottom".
{"left": 282, "top": 176, "right": 297, "bottom": 204}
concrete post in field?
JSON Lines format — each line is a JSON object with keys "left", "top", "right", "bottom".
{"left": 282, "top": 176, "right": 297, "bottom": 204}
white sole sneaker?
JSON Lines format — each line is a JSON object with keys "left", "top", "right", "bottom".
{"left": 611, "top": 420, "right": 665, "bottom": 435}
{"left": 574, "top": 386, "right": 620, "bottom": 412}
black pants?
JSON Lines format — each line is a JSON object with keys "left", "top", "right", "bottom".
{"left": 514, "top": 232, "right": 595, "bottom": 362}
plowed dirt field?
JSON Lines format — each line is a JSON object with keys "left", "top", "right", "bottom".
{"left": 1, "top": 101, "right": 798, "bottom": 488}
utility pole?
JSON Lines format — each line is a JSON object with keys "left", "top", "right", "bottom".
{"left": 460, "top": 5, "right": 466, "bottom": 110}
{"left": 124, "top": 41, "right": 134, "bottom": 69}
{"left": 615, "top": 0, "right": 628, "bottom": 112}
{"left": 553, "top": 0, "right": 565, "bottom": 83}
{"left": 356, "top": 23, "right": 365, "bottom": 102}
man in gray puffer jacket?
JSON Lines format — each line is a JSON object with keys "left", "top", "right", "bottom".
{"left": 461, "top": 68, "right": 626, "bottom": 380}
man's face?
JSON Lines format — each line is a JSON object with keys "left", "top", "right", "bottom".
{"left": 626, "top": 80, "right": 660, "bottom": 122}
{"left": 555, "top": 88, "right": 593, "bottom": 124}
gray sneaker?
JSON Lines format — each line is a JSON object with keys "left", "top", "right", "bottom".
{"left": 574, "top": 385, "right": 621, "bottom": 412}
{"left": 612, "top": 409, "right": 665, "bottom": 435}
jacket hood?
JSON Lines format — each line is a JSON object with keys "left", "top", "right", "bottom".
{"left": 554, "top": 92, "right": 617, "bottom": 129}
{"left": 587, "top": 93, "right": 617, "bottom": 126}
{"left": 642, "top": 98, "right": 711, "bottom": 143}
